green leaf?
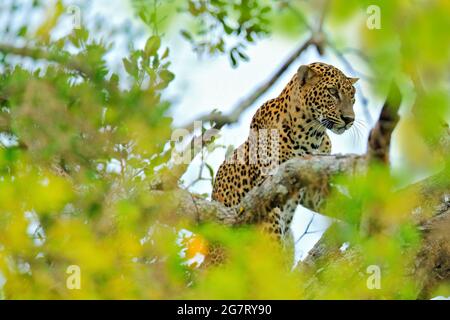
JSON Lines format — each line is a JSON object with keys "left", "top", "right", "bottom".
{"left": 139, "top": 11, "right": 149, "bottom": 24}
{"left": 161, "top": 47, "right": 170, "bottom": 60}
{"left": 144, "top": 35, "right": 161, "bottom": 57}
{"left": 237, "top": 49, "right": 249, "bottom": 62}
{"left": 180, "top": 30, "right": 192, "bottom": 41}
{"left": 17, "top": 26, "right": 27, "bottom": 37}
{"left": 67, "top": 28, "right": 89, "bottom": 48}
{"left": 260, "top": 6, "right": 271, "bottom": 14}
{"left": 160, "top": 70, "right": 175, "bottom": 83}
{"left": 122, "top": 58, "right": 138, "bottom": 78}
{"left": 110, "top": 73, "right": 119, "bottom": 86}
{"left": 229, "top": 50, "right": 237, "bottom": 67}
{"left": 223, "top": 23, "right": 233, "bottom": 35}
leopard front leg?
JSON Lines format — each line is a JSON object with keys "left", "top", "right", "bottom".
{"left": 317, "top": 133, "right": 332, "bottom": 154}
{"left": 260, "top": 188, "right": 304, "bottom": 267}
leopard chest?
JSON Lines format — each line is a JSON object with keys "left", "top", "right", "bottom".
{"left": 278, "top": 115, "right": 327, "bottom": 160}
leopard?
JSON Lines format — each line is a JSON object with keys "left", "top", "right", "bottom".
{"left": 209, "top": 62, "right": 358, "bottom": 265}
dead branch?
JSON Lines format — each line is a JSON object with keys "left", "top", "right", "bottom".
{"left": 180, "top": 0, "right": 330, "bottom": 133}
{"left": 161, "top": 35, "right": 323, "bottom": 187}
{"left": 181, "top": 36, "right": 321, "bottom": 132}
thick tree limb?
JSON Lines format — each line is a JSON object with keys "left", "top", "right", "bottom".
{"left": 172, "top": 154, "right": 366, "bottom": 226}
{"left": 406, "top": 170, "right": 450, "bottom": 223}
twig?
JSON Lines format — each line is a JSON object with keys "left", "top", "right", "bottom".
{"left": 326, "top": 41, "right": 373, "bottom": 124}
{"left": 326, "top": 41, "right": 374, "bottom": 81}
{"left": 317, "top": 0, "right": 329, "bottom": 33}
{"left": 295, "top": 213, "right": 316, "bottom": 245}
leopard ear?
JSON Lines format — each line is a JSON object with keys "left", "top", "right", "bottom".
{"left": 347, "top": 77, "right": 359, "bottom": 84}
{"left": 297, "top": 65, "right": 318, "bottom": 86}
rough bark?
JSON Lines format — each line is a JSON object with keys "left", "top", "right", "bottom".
{"left": 171, "top": 154, "right": 366, "bottom": 226}
{"left": 367, "top": 84, "right": 401, "bottom": 163}
{"left": 415, "top": 202, "right": 450, "bottom": 298}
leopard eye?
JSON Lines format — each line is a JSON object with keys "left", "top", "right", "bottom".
{"left": 328, "top": 87, "right": 339, "bottom": 99}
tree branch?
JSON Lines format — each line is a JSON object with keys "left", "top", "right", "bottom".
{"left": 171, "top": 154, "right": 366, "bottom": 226}
{"left": 0, "top": 43, "right": 93, "bottom": 78}
{"left": 180, "top": 0, "right": 331, "bottom": 133}
{"left": 181, "top": 36, "right": 319, "bottom": 131}
{"left": 367, "top": 83, "right": 401, "bottom": 163}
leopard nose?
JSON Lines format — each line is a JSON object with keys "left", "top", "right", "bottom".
{"left": 341, "top": 115, "right": 354, "bottom": 125}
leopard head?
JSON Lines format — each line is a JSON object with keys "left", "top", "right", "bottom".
{"left": 297, "top": 62, "right": 358, "bottom": 134}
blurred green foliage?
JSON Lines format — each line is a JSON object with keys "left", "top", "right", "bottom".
{"left": 179, "top": 0, "right": 272, "bottom": 67}
{"left": 0, "top": 0, "right": 448, "bottom": 299}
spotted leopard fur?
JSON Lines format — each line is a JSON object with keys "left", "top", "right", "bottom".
{"left": 210, "top": 62, "right": 358, "bottom": 264}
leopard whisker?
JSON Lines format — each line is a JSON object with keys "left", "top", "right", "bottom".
{"left": 325, "top": 117, "right": 340, "bottom": 125}
{"left": 349, "top": 125, "right": 357, "bottom": 147}
{"left": 323, "top": 119, "right": 333, "bottom": 130}
{"left": 305, "top": 120, "right": 326, "bottom": 132}
{"left": 354, "top": 118, "right": 368, "bottom": 129}
{"left": 353, "top": 121, "right": 365, "bottom": 147}
{"left": 355, "top": 126, "right": 362, "bottom": 147}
